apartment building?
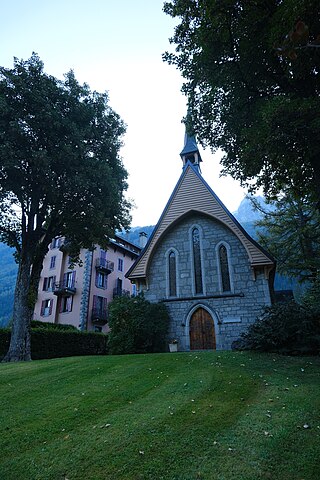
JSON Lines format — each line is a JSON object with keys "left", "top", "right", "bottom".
{"left": 34, "top": 235, "right": 141, "bottom": 332}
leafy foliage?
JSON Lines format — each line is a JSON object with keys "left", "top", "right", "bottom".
{"left": 0, "top": 54, "right": 131, "bottom": 361}
{"left": 108, "top": 295, "right": 170, "bottom": 354}
{"left": 30, "top": 320, "right": 77, "bottom": 331}
{"left": 234, "top": 280, "right": 320, "bottom": 355}
{"left": 0, "top": 327, "right": 107, "bottom": 360}
{"left": 0, "top": 53, "right": 131, "bottom": 257}
{"left": 303, "top": 276, "right": 320, "bottom": 314}
{"left": 254, "top": 194, "right": 320, "bottom": 282}
{"left": 163, "top": 1, "right": 320, "bottom": 204}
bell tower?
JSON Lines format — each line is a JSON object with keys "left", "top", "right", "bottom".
{"left": 180, "top": 129, "right": 202, "bottom": 172}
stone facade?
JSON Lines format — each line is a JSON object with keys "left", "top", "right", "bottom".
{"left": 143, "top": 213, "right": 272, "bottom": 350}
{"left": 127, "top": 133, "right": 274, "bottom": 351}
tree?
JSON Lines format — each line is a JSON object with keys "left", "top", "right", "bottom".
{"left": 0, "top": 54, "right": 131, "bottom": 361}
{"left": 163, "top": 1, "right": 320, "bottom": 205}
{"left": 253, "top": 194, "right": 320, "bottom": 282}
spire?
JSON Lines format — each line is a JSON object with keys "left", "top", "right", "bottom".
{"left": 180, "top": 128, "right": 202, "bottom": 172}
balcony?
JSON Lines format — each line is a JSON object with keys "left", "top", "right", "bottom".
{"left": 95, "top": 258, "right": 114, "bottom": 275}
{"left": 113, "top": 288, "right": 131, "bottom": 299}
{"left": 91, "top": 308, "right": 108, "bottom": 325}
{"left": 53, "top": 281, "right": 76, "bottom": 296}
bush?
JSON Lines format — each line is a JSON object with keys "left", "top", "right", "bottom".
{"left": 31, "top": 320, "right": 77, "bottom": 331}
{"left": 303, "top": 277, "right": 320, "bottom": 315}
{"left": 0, "top": 328, "right": 108, "bottom": 360}
{"left": 234, "top": 300, "right": 320, "bottom": 355}
{"left": 108, "top": 295, "right": 170, "bottom": 355}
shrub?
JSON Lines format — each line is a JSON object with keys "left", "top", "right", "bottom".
{"left": 0, "top": 328, "right": 108, "bottom": 360}
{"left": 234, "top": 300, "right": 320, "bottom": 355}
{"left": 108, "top": 295, "right": 170, "bottom": 355}
{"left": 31, "top": 320, "right": 77, "bottom": 331}
{"left": 303, "top": 277, "right": 320, "bottom": 315}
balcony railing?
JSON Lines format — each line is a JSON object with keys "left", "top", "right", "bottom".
{"left": 53, "top": 281, "right": 76, "bottom": 296}
{"left": 95, "top": 258, "right": 114, "bottom": 274}
{"left": 91, "top": 307, "right": 108, "bottom": 325}
{"left": 113, "top": 288, "right": 131, "bottom": 299}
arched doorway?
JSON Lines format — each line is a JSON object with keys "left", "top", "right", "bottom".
{"left": 190, "top": 307, "right": 216, "bottom": 350}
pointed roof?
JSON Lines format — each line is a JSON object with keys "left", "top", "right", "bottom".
{"left": 127, "top": 162, "right": 274, "bottom": 280}
{"left": 180, "top": 132, "right": 202, "bottom": 162}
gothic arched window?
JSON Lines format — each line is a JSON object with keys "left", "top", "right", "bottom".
{"left": 192, "top": 227, "right": 203, "bottom": 294}
{"left": 219, "top": 244, "right": 231, "bottom": 292}
{"left": 168, "top": 251, "right": 177, "bottom": 297}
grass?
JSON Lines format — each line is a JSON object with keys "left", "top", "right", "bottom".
{"left": 0, "top": 351, "right": 319, "bottom": 480}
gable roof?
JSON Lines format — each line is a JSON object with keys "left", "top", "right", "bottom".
{"left": 127, "top": 162, "right": 274, "bottom": 280}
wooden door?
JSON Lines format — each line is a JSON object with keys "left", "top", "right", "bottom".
{"left": 190, "top": 308, "right": 216, "bottom": 350}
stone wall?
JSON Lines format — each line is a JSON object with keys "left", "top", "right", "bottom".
{"left": 144, "top": 213, "right": 271, "bottom": 350}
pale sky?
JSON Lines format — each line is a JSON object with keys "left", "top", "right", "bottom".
{"left": 0, "top": 0, "right": 247, "bottom": 227}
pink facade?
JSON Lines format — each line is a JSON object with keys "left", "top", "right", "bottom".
{"left": 34, "top": 235, "right": 141, "bottom": 332}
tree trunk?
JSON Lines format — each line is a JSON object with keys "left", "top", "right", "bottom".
{"left": 2, "top": 257, "right": 33, "bottom": 362}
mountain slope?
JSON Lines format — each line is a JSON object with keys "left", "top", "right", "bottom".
{"left": 0, "top": 243, "right": 17, "bottom": 326}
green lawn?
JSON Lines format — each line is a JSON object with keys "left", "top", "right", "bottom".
{"left": 1, "top": 351, "right": 319, "bottom": 480}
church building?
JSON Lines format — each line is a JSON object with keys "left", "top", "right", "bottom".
{"left": 127, "top": 132, "right": 275, "bottom": 351}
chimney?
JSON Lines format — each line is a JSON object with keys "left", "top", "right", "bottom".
{"left": 139, "top": 231, "right": 148, "bottom": 249}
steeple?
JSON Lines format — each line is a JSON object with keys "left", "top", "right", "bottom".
{"left": 180, "top": 129, "right": 202, "bottom": 172}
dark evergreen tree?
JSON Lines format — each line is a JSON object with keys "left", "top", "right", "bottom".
{"left": 254, "top": 194, "right": 320, "bottom": 282}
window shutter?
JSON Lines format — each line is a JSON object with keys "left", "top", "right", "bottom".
{"left": 71, "top": 271, "right": 76, "bottom": 287}
{"left": 40, "top": 301, "right": 45, "bottom": 316}
{"left": 93, "top": 295, "right": 97, "bottom": 310}
{"left": 103, "top": 298, "right": 108, "bottom": 314}
{"left": 66, "top": 296, "right": 73, "bottom": 312}
{"left": 58, "top": 297, "right": 63, "bottom": 313}
{"left": 63, "top": 273, "right": 68, "bottom": 288}
{"left": 49, "top": 300, "right": 53, "bottom": 315}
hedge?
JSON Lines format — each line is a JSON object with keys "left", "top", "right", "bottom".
{"left": 0, "top": 328, "right": 108, "bottom": 360}
{"left": 31, "top": 320, "right": 78, "bottom": 331}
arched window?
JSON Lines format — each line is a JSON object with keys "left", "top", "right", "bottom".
{"left": 219, "top": 244, "right": 231, "bottom": 292}
{"left": 168, "top": 251, "right": 177, "bottom": 297}
{"left": 192, "top": 227, "right": 203, "bottom": 294}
